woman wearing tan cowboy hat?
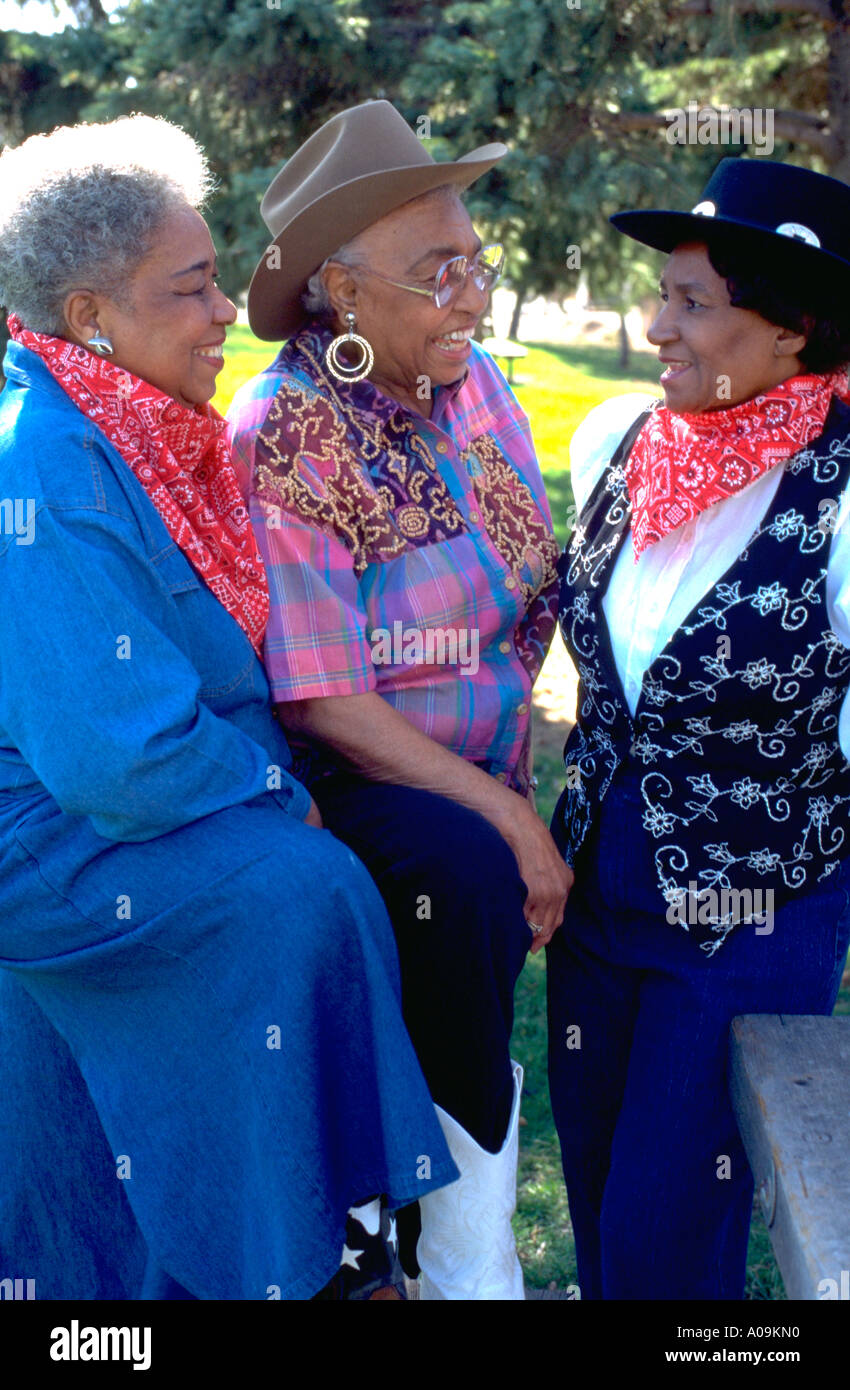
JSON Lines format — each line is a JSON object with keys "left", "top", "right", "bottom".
{"left": 228, "top": 99, "right": 571, "bottom": 1300}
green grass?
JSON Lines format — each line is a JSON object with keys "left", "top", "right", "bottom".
{"left": 217, "top": 328, "right": 848, "bottom": 1298}
{"left": 214, "top": 324, "right": 279, "bottom": 417}
{"left": 507, "top": 342, "right": 659, "bottom": 482}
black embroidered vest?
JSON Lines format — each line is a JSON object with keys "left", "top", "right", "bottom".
{"left": 553, "top": 398, "right": 850, "bottom": 954}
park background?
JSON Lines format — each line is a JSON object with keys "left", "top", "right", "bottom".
{"left": 3, "top": 0, "right": 850, "bottom": 1295}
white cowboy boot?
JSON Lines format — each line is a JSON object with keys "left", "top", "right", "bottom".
{"left": 417, "top": 1061, "right": 526, "bottom": 1300}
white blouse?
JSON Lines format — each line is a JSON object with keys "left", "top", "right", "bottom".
{"left": 568, "top": 393, "right": 850, "bottom": 758}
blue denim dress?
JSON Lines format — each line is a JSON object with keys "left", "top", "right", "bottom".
{"left": 0, "top": 344, "right": 455, "bottom": 1300}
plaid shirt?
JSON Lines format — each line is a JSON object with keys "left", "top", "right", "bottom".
{"left": 227, "top": 321, "right": 559, "bottom": 791}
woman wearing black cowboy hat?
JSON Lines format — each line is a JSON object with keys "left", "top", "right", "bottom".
{"left": 548, "top": 156, "right": 850, "bottom": 1299}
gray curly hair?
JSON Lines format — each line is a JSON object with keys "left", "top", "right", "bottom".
{"left": 301, "top": 184, "right": 461, "bottom": 321}
{"left": 302, "top": 241, "right": 368, "bottom": 321}
{"left": 0, "top": 114, "right": 214, "bottom": 334}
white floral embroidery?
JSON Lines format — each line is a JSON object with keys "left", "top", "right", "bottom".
{"left": 730, "top": 776, "right": 762, "bottom": 809}
{"left": 802, "top": 742, "right": 831, "bottom": 771}
{"left": 643, "top": 803, "right": 676, "bottom": 837}
{"left": 747, "top": 848, "right": 781, "bottom": 874}
{"left": 751, "top": 581, "right": 788, "bottom": 615}
{"left": 769, "top": 508, "right": 805, "bottom": 540}
{"left": 723, "top": 720, "right": 759, "bottom": 744}
{"left": 741, "top": 658, "right": 776, "bottom": 689}
{"left": 642, "top": 676, "right": 671, "bottom": 707}
{"left": 558, "top": 423, "right": 850, "bottom": 953}
{"left": 572, "top": 591, "right": 590, "bottom": 621}
{"left": 632, "top": 732, "right": 662, "bottom": 763}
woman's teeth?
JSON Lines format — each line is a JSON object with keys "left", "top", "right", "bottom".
{"left": 434, "top": 328, "right": 473, "bottom": 349}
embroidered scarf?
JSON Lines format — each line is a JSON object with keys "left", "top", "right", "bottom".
{"left": 625, "top": 369, "right": 850, "bottom": 559}
{"left": 8, "top": 315, "right": 269, "bottom": 654}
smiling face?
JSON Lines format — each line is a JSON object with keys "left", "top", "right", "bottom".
{"left": 323, "top": 190, "right": 491, "bottom": 413}
{"left": 64, "top": 204, "right": 237, "bottom": 407}
{"left": 647, "top": 241, "right": 806, "bottom": 414}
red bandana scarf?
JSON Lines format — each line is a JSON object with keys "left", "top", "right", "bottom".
{"left": 9, "top": 315, "right": 270, "bottom": 654}
{"left": 625, "top": 370, "right": 850, "bottom": 560}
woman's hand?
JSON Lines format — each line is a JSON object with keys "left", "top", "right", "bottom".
{"left": 493, "top": 794, "right": 573, "bottom": 953}
{"left": 278, "top": 692, "right": 572, "bottom": 946}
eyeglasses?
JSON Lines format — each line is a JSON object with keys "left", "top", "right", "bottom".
{"left": 353, "top": 243, "right": 505, "bottom": 308}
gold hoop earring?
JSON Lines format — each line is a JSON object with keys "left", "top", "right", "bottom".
{"left": 325, "top": 312, "right": 374, "bottom": 383}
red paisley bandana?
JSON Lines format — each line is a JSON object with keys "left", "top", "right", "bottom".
{"left": 625, "top": 370, "right": 850, "bottom": 560}
{"left": 9, "top": 315, "right": 269, "bottom": 654}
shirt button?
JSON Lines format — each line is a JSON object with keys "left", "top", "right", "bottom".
{"left": 436, "top": 442, "right": 448, "bottom": 453}
{"left": 499, "top": 640, "right": 511, "bottom": 654}
{"left": 517, "top": 702, "right": 529, "bottom": 716}
{"left": 469, "top": 510, "right": 480, "bottom": 523}
{"left": 495, "top": 772, "right": 507, "bottom": 783}
{"left": 505, "top": 576, "right": 517, "bottom": 590}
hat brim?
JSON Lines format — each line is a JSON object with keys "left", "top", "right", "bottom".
{"left": 610, "top": 208, "right": 850, "bottom": 297}
{"left": 247, "top": 145, "right": 506, "bottom": 341}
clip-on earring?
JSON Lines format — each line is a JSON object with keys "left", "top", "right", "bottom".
{"left": 87, "top": 330, "right": 114, "bottom": 356}
{"left": 325, "top": 311, "right": 374, "bottom": 383}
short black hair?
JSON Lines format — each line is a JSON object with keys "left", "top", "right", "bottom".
{"left": 704, "top": 229, "right": 850, "bottom": 375}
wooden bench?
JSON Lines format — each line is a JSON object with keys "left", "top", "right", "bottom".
{"left": 730, "top": 1014, "right": 850, "bottom": 1300}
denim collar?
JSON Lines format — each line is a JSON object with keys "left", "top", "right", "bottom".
{"left": 2, "top": 339, "right": 68, "bottom": 396}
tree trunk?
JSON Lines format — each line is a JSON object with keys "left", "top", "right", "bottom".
{"left": 827, "top": 3, "right": 850, "bottom": 179}
{"left": 508, "top": 285, "right": 526, "bottom": 341}
{"left": 618, "top": 311, "right": 630, "bottom": 371}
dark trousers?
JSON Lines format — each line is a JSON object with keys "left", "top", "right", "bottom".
{"left": 546, "top": 764, "right": 850, "bottom": 1300}
{"left": 312, "top": 774, "right": 533, "bottom": 1153}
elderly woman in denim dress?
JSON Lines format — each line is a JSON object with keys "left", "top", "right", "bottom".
{"left": 228, "top": 100, "right": 571, "bottom": 1299}
{"left": 0, "top": 114, "right": 457, "bottom": 1301}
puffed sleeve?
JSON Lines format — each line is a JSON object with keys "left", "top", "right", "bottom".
{"left": 0, "top": 503, "right": 312, "bottom": 840}
{"left": 570, "top": 393, "right": 658, "bottom": 513}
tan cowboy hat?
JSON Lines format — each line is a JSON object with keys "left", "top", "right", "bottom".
{"left": 246, "top": 99, "right": 507, "bottom": 341}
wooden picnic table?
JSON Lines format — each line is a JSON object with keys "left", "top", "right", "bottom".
{"left": 730, "top": 1014, "right": 850, "bottom": 1300}
{"left": 481, "top": 336, "right": 528, "bottom": 383}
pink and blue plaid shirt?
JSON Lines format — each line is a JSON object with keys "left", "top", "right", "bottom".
{"left": 227, "top": 321, "right": 559, "bottom": 791}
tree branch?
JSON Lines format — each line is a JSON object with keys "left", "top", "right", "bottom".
{"left": 596, "top": 106, "right": 837, "bottom": 160}
{"left": 679, "top": 0, "right": 835, "bottom": 22}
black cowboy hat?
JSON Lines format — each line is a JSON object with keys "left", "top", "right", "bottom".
{"left": 610, "top": 157, "right": 850, "bottom": 294}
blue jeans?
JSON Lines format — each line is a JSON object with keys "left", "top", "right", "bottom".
{"left": 546, "top": 764, "right": 850, "bottom": 1300}
{"left": 313, "top": 773, "right": 533, "bottom": 1152}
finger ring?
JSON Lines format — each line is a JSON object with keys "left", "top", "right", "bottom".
{"left": 528, "top": 921, "right": 544, "bottom": 934}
